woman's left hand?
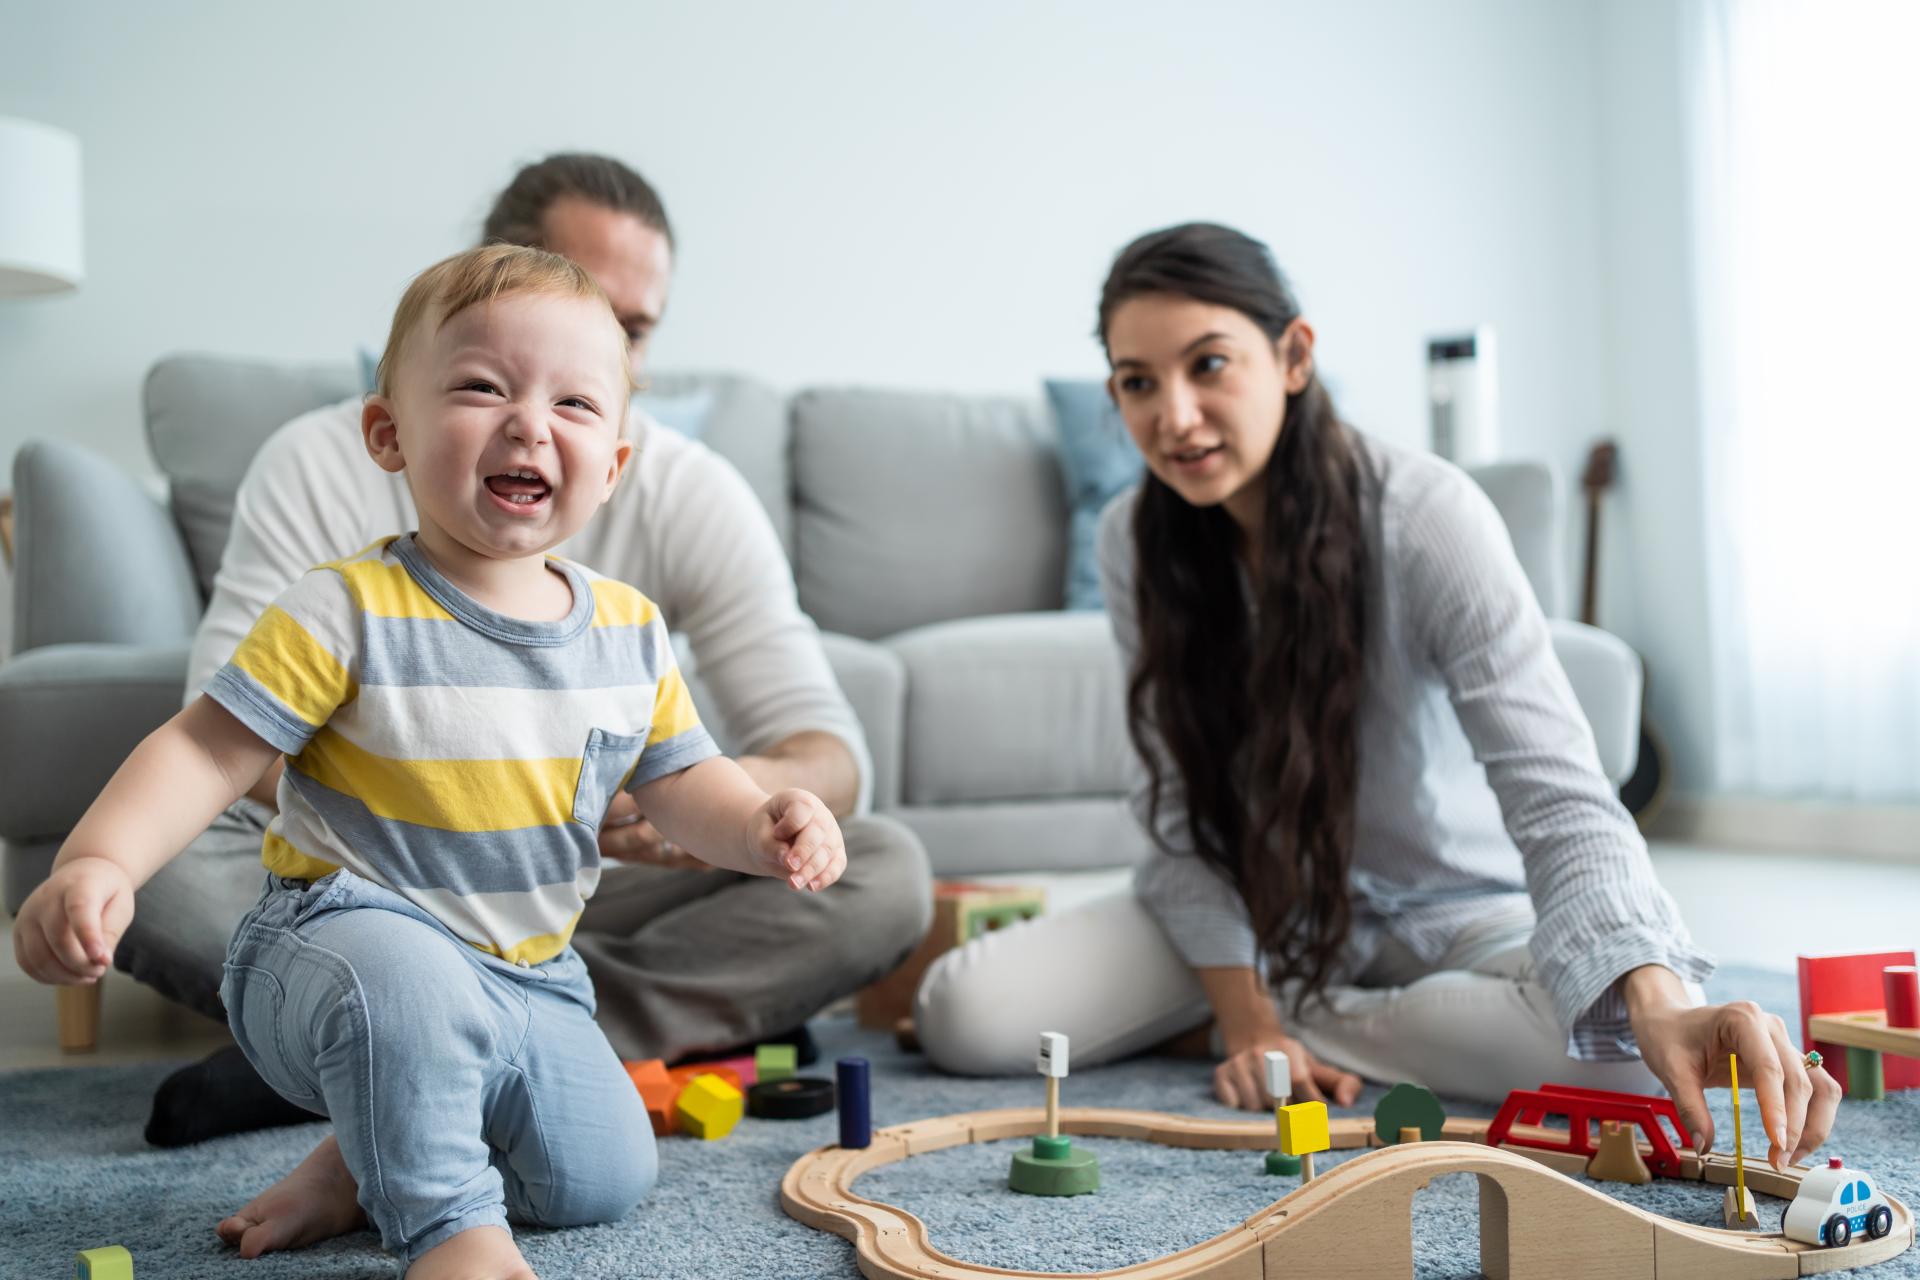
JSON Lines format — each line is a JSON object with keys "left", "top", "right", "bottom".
{"left": 1624, "top": 965, "right": 1842, "bottom": 1170}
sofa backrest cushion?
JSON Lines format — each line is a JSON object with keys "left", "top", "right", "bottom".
{"left": 145, "top": 355, "right": 361, "bottom": 604}
{"left": 791, "top": 388, "right": 1069, "bottom": 640}
{"left": 1465, "top": 460, "right": 1563, "bottom": 619}
{"left": 143, "top": 355, "right": 791, "bottom": 601}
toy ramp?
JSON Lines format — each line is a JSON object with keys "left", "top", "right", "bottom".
{"left": 781, "top": 1110, "right": 1913, "bottom": 1280}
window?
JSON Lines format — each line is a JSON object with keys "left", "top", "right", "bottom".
{"left": 1842, "top": 1183, "right": 1855, "bottom": 1206}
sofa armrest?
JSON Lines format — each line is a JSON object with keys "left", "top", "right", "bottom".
{"left": 820, "top": 631, "right": 906, "bottom": 812}
{"left": 1548, "top": 619, "right": 1643, "bottom": 787}
{"left": 13, "top": 440, "right": 203, "bottom": 654}
{"left": 0, "top": 643, "right": 191, "bottom": 841}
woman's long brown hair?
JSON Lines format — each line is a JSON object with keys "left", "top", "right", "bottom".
{"left": 1100, "top": 223, "right": 1371, "bottom": 1008}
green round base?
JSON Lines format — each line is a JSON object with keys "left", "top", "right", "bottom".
{"left": 1009, "top": 1139, "right": 1101, "bottom": 1196}
{"left": 1264, "top": 1151, "right": 1303, "bottom": 1176}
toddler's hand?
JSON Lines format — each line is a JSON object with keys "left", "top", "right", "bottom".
{"left": 12, "top": 856, "right": 135, "bottom": 985}
{"left": 753, "top": 789, "right": 845, "bottom": 892}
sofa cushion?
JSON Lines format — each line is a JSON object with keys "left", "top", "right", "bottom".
{"left": 145, "top": 355, "right": 360, "bottom": 601}
{"left": 1466, "top": 461, "right": 1562, "bottom": 618}
{"left": 144, "top": 358, "right": 796, "bottom": 602}
{"left": 887, "top": 612, "right": 1132, "bottom": 806}
{"left": 1045, "top": 378, "right": 1143, "bottom": 611}
{"left": 893, "top": 798, "right": 1147, "bottom": 876}
{"left": 791, "top": 388, "right": 1068, "bottom": 640}
{"left": 0, "top": 643, "right": 192, "bottom": 841}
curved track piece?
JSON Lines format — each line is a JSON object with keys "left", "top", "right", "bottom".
{"left": 780, "top": 1107, "right": 1913, "bottom": 1280}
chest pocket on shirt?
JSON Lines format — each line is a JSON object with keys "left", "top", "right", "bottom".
{"left": 572, "top": 728, "right": 646, "bottom": 828}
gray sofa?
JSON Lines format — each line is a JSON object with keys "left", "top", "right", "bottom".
{"left": 2, "top": 355, "right": 1644, "bottom": 1039}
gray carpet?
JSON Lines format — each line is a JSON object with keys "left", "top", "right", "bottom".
{"left": 3, "top": 966, "right": 1914, "bottom": 1279}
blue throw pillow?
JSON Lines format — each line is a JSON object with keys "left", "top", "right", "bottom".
{"left": 355, "top": 346, "right": 711, "bottom": 441}
{"left": 1045, "top": 378, "right": 1144, "bottom": 611}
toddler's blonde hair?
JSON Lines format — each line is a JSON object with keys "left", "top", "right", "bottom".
{"left": 373, "top": 244, "right": 634, "bottom": 417}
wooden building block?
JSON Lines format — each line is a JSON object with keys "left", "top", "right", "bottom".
{"left": 855, "top": 881, "right": 1045, "bottom": 1028}
{"left": 675, "top": 1074, "right": 743, "bottom": 1140}
{"left": 669, "top": 1062, "right": 744, "bottom": 1093}
{"left": 1798, "top": 951, "right": 1920, "bottom": 1093}
{"left": 73, "top": 1247, "right": 133, "bottom": 1280}
{"left": 755, "top": 1043, "right": 797, "bottom": 1083}
{"left": 624, "top": 1058, "right": 671, "bottom": 1091}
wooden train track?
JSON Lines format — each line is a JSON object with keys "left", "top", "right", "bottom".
{"left": 780, "top": 1106, "right": 1914, "bottom": 1279}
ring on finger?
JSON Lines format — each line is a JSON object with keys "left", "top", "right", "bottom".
{"left": 1802, "top": 1049, "right": 1823, "bottom": 1072}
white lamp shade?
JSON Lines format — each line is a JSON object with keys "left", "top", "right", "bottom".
{"left": 0, "top": 117, "right": 85, "bottom": 297}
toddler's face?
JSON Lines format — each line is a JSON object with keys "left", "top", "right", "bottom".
{"left": 378, "top": 292, "right": 632, "bottom": 562}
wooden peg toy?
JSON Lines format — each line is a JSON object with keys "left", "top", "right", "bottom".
{"left": 74, "top": 1246, "right": 133, "bottom": 1280}
{"left": 836, "top": 1056, "right": 871, "bottom": 1149}
{"left": 1277, "top": 1099, "right": 1330, "bottom": 1183}
{"left": 1724, "top": 1053, "right": 1760, "bottom": 1227}
{"left": 1009, "top": 1031, "right": 1099, "bottom": 1196}
{"left": 1588, "top": 1120, "right": 1653, "bottom": 1185}
{"left": 1262, "top": 1050, "right": 1302, "bottom": 1176}
{"left": 1373, "top": 1082, "right": 1446, "bottom": 1146}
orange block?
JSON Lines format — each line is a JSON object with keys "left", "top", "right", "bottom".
{"left": 624, "top": 1059, "right": 680, "bottom": 1136}
{"left": 625, "top": 1059, "right": 672, "bottom": 1091}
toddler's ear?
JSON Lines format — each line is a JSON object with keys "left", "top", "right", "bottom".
{"left": 362, "top": 396, "right": 406, "bottom": 473}
{"left": 599, "top": 437, "right": 634, "bottom": 503}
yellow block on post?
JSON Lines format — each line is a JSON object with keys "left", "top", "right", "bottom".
{"left": 676, "top": 1073, "right": 744, "bottom": 1140}
{"left": 1277, "top": 1101, "right": 1330, "bottom": 1156}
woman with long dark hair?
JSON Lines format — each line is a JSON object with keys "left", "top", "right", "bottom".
{"left": 918, "top": 222, "right": 1839, "bottom": 1169}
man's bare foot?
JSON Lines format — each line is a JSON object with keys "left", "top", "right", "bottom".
{"left": 215, "top": 1133, "right": 367, "bottom": 1258}
{"left": 407, "top": 1225, "right": 537, "bottom": 1280}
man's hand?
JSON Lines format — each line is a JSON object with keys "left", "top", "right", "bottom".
{"left": 1624, "top": 965, "right": 1841, "bottom": 1169}
{"left": 749, "top": 788, "right": 846, "bottom": 892}
{"left": 598, "top": 791, "right": 714, "bottom": 870}
{"left": 1214, "top": 1028, "right": 1363, "bottom": 1111}
{"left": 12, "top": 856, "right": 136, "bottom": 985}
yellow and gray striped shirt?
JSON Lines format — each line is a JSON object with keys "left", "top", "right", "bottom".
{"left": 206, "top": 533, "right": 718, "bottom": 965}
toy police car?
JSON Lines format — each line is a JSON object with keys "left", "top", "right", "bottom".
{"left": 1784, "top": 1157, "right": 1894, "bottom": 1248}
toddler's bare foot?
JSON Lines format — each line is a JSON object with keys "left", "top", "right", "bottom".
{"left": 215, "top": 1133, "right": 367, "bottom": 1258}
{"left": 407, "top": 1225, "right": 537, "bottom": 1280}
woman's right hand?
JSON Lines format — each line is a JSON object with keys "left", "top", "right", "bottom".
{"left": 1215, "top": 1029, "right": 1364, "bottom": 1111}
{"left": 11, "top": 856, "right": 134, "bottom": 985}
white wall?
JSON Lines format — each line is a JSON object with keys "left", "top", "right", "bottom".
{"left": 1, "top": 2, "right": 1622, "bottom": 659}
{"left": 1, "top": 2, "right": 1607, "bottom": 467}
{"left": 1591, "top": 0, "right": 1719, "bottom": 794}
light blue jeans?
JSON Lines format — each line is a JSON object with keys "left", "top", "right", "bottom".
{"left": 220, "top": 868, "right": 656, "bottom": 1264}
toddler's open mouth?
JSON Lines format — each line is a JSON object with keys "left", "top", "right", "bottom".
{"left": 485, "top": 468, "right": 552, "bottom": 508}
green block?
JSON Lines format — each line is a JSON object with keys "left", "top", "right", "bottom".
{"left": 1263, "top": 1150, "right": 1303, "bottom": 1176}
{"left": 755, "top": 1043, "right": 797, "bottom": 1083}
{"left": 1009, "top": 1136, "right": 1101, "bottom": 1196}
{"left": 1373, "top": 1082, "right": 1446, "bottom": 1145}
{"left": 1846, "top": 1046, "right": 1886, "bottom": 1101}
{"left": 74, "top": 1246, "right": 133, "bottom": 1280}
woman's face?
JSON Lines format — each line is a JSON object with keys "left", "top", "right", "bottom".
{"left": 1106, "top": 293, "right": 1313, "bottom": 522}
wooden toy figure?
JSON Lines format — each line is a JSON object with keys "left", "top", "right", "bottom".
{"left": 1724, "top": 1053, "right": 1759, "bottom": 1228}
{"left": 1262, "top": 1050, "right": 1302, "bottom": 1176}
{"left": 1008, "top": 1031, "right": 1100, "bottom": 1196}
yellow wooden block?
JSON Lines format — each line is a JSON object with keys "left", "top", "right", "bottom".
{"left": 675, "top": 1072, "right": 744, "bottom": 1140}
{"left": 74, "top": 1245, "right": 133, "bottom": 1280}
{"left": 1277, "top": 1101, "right": 1329, "bottom": 1156}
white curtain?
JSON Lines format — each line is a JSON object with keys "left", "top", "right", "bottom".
{"left": 1686, "top": 0, "right": 1920, "bottom": 799}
